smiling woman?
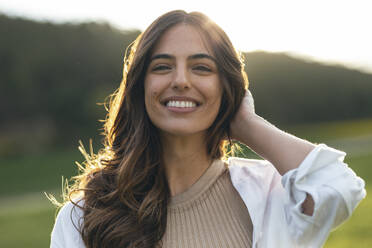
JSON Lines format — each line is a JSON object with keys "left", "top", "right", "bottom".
{"left": 50, "top": 10, "right": 366, "bottom": 248}
{"left": 144, "top": 24, "right": 223, "bottom": 138}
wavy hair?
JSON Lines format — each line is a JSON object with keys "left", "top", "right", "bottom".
{"left": 64, "top": 10, "right": 249, "bottom": 248}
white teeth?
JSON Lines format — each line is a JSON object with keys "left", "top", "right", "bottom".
{"left": 166, "top": 101, "right": 197, "bottom": 108}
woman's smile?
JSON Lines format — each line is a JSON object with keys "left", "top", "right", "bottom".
{"left": 164, "top": 102, "right": 198, "bottom": 113}
{"left": 161, "top": 96, "right": 201, "bottom": 113}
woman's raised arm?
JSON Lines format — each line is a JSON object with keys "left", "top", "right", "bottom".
{"left": 230, "top": 90, "right": 332, "bottom": 216}
{"left": 229, "top": 90, "right": 365, "bottom": 247}
{"left": 230, "top": 90, "right": 316, "bottom": 176}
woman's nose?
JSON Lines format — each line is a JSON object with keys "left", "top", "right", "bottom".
{"left": 171, "top": 65, "right": 191, "bottom": 90}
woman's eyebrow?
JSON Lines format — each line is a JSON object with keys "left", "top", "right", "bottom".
{"left": 188, "top": 53, "right": 217, "bottom": 63}
{"left": 149, "top": 53, "right": 216, "bottom": 63}
{"left": 150, "top": 54, "right": 174, "bottom": 62}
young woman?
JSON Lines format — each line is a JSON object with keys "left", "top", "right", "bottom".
{"left": 51, "top": 10, "right": 366, "bottom": 248}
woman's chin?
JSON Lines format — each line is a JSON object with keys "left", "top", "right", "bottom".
{"left": 159, "top": 127, "right": 207, "bottom": 138}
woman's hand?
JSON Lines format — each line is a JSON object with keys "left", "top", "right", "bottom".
{"left": 229, "top": 89, "right": 258, "bottom": 142}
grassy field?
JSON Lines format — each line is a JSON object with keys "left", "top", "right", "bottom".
{"left": 0, "top": 118, "right": 371, "bottom": 247}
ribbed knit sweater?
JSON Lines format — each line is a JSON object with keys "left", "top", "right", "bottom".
{"left": 159, "top": 159, "right": 253, "bottom": 247}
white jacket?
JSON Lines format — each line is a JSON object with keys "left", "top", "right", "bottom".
{"left": 50, "top": 144, "right": 366, "bottom": 247}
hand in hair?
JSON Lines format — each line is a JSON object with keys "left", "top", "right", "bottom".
{"left": 229, "top": 89, "right": 316, "bottom": 176}
{"left": 229, "top": 89, "right": 257, "bottom": 141}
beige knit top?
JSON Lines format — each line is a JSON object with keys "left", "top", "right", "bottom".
{"left": 159, "top": 159, "right": 253, "bottom": 247}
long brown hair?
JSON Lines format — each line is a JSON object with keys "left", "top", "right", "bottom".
{"left": 66, "top": 10, "right": 248, "bottom": 248}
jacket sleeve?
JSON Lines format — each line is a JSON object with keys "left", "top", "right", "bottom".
{"left": 281, "top": 143, "right": 366, "bottom": 247}
{"left": 50, "top": 200, "right": 85, "bottom": 248}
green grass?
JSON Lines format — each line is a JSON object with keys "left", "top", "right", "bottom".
{"left": 0, "top": 197, "right": 55, "bottom": 248}
{"left": 285, "top": 117, "right": 372, "bottom": 142}
{"left": 0, "top": 119, "right": 370, "bottom": 247}
{"left": 0, "top": 149, "right": 81, "bottom": 197}
{"left": 0, "top": 148, "right": 83, "bottom": 247}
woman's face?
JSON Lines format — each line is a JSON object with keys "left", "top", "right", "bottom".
{"left": 144, "top": 24, "right": 222, "bottom": 137}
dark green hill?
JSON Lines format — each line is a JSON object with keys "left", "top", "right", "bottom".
{"left": 0, "top": 14, "right": 140, "bottom": 153}
{"left": 0, "top": 13, "right": 371, "bottom": 154}
{"left": 244, "top": 51, "right": 372, "bottom": 125}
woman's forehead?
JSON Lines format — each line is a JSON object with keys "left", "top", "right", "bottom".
{"left": 151, "top": 24, "right": 213, "bottom": 57}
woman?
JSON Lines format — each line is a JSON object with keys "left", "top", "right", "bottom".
{"left": 51, "top": 10, "right": 366, "bottom": 248}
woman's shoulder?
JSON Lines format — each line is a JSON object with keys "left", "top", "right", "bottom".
{"left": 51, "top": 198, "right": 85, "bottom": 247}
{"left": 57, "top": 197, "right": 84, "bottom": 222}
{"left": 227, "top": 156, "right": 272, "bottom": 168}
{"left": 227, "top": 156, "right": 278, "bottom": 176}
{"left": 226, "top": 156, "right": 281, "bottom": 188}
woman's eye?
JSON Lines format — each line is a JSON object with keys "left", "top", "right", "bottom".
{"left": 152, "top": 65, "right": 171, "bottom": 71}
{"left": 193, "top": 65, "right": 212, "bottom": 72}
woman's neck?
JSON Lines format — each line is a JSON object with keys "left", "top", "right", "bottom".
{"left": 161, "top": 132, "right": 213, "bottom": 197}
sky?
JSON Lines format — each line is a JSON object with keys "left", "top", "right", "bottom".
{"left": 1, "top": 0, "right": 372, "bottom": 74}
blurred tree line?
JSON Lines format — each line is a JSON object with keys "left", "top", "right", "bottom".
{"left": 1, "top": 13, "right": 371, "bottom": 155}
